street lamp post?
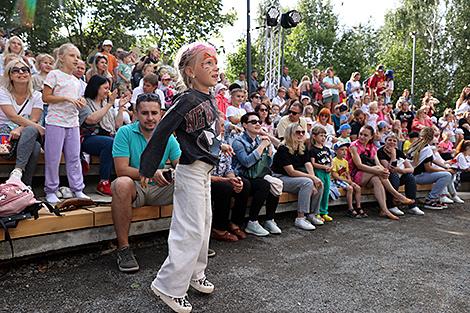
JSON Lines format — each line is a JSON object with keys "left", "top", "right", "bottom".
{"left": 410, "top": 31, "right": 417, "bottom": 108}
{"left": 246, "top": 0, "right": 252, "bottom": 93}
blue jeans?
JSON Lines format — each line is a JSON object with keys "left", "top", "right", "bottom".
{"left": 81, "top": 135, "right": 114, "bottom": 180}
{"left": 414, "top": 171, "right": 452, "bottom": 200}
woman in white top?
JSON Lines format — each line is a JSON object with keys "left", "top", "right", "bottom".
{"left": 346, "top": 72, "right": 363, "bottom": 106}
{"left": 0, "top": 58, "right": 44, "bottom": 185}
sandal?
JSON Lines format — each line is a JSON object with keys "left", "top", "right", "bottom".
{"left": 211, "top": 230, "right": 238, "bottom": 242}
{"left": 347, "top": 208, "right": 359, "bottom": 218}
{"left": 228, "top": 224, "right": 247, "bottom": 240}
{"left": 357, "top": 208, "right": 368, "bottom": 218}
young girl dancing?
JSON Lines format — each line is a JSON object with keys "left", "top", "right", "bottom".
{"left": 42, "top": 43, "right": 88, "bottom": 203}
{"left": 140, "top": 42, "right": 225, "bottom": 313}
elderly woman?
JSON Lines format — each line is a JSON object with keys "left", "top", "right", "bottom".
{"left": 271, "top": 124, "right": 324, "bottom": 230}
{"left": 232, "top": 112, "right": 281, "bottom": 237}
{"left": 79, "top": 75, "right": 129, "bottom": 195}
{"left": 85, "top": 54, "right": 112, "bottom": 82}
{"left": 0, "top": 59, "right": 44, "bottom": 185}
{"left": 0, "top": 36, "right": 25, "bottom": 76}
{"left": 377, "top": 133, "right": 424, "bottom": 216}
{"left": 346, "top": 125, "right": 414, "bottom": 220}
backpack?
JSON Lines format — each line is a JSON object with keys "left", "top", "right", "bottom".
{"left": 0, "top": 178, "right": 59, "bottom": 257}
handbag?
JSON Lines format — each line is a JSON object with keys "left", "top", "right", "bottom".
{"left": 245, "top": 150, "right": 272, "bottom": 179}
{"left": 360, "top": 153, "right": 376, "bottom": 166}
{"left": 322, "top": 89, "right": 333, "bottom": 98}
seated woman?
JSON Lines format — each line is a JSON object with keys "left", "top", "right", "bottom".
{"left": 407, "top": 127, "right": 454, "bottom": 209}
{"left": 211, "top": 151, "right": 250, "bottom": 242}
{"left": 232, "top": 112, "right": 281, "bottom": 237}
{"left": 271, "top": 124, "right": 324, "bottom": 230}
{"left": 377, "top": 133, "right": 424, "bottom": 216}
{"left": 0, "top": 59, "right": 44, "bottom": 185}
{"left": 85, "top": 54, "right": 112, "bottom": 82}
{"left": 346, "top": 125, "right": 414, "bottom": 220}
{"left": 255, "top": 102, "right": 280, "bottom": 148}
{"left": 79, "top": 75, "right": 129, "bottom": 195}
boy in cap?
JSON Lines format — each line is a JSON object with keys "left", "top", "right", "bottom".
{"left": 337, "top": 123, "right": 351, "bottom": 144}
{"left": 331, "top": 142, "right": 364, "bottom": 217}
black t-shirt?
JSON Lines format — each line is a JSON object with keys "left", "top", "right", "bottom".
{"left": 396, "top": 110, "right": 414, "bottom": 132}
{"left": 350, "top": 120, "right": 363, "bottom": 137}
{"left": 140, "top": 89, "right": 222, "bottom": 178}
{"left": 309, "top": 145, "right": 331, "bottom": 166}
{"left": 414, "top": 156, "right": 433, "bottom": 175}
{"left": 377, "top": 147, "right": 406, "bottom": 162}
{"left": 459, "top": 118, "right": 470, "bottom": 140}
{"left": 271, "top": 145, "right": 309, "bottom": 176}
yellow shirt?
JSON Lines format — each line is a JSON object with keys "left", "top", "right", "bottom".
{"left": 332, "top": 157, "right": 349, "bottom": 180}
{"left": 403, "top": 140, "right": 412, "bottom": 154}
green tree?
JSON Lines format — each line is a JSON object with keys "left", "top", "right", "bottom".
{"left": 225, "top": 39, "right": 263, "bottom": 83}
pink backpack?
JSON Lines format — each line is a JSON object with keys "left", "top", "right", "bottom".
{"left": 0, "top": 178, "right": 36, "bottom": 217}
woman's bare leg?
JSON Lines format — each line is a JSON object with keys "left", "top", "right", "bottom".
{"left": 362, "top": 175, "right": 399, "bottom": 220}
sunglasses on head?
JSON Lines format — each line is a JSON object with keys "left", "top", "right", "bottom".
{"left": 136, "top": 93, "right": 160, "bottom": 104}
{"left": 10, "top": 66, "right": 30, "bottom": 74}
{"left": 247, "top": 119, "right": 262, "bottom": 125}
{"left": 295, "top": 130, "right": 305, "bottom": 135}
{"left": 289, "top": 110, "right": 300, "bottom": 115}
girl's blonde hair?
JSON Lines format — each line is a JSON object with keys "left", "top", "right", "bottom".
{"left": 173, "top": 42, "right": 216, "bottom": 92}
{"left": 36, "top": 53, "right": 55, "bottom": 70}
{"left": 407, "top": 127, "right": 434, "bottom": 164}
{"left": 55, "top": 43, "right": 80, "bottom": 69}
{"left": 3, "top": 36, "right": 25, "bottom": 56}
{"left": 369, "top": 101, "right": 378, "bottom": 112}
{"left": 282, "top": 123, "right": 306, "bottom": 155}
{"left": 2, "top": 58, "right": 33, "bottom": 98}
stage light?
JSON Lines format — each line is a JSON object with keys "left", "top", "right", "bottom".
{"left": 266, "top": 6, "right": 280, "bottom": 27}
{"left": 281, "top": 10, "right": 302, "bottom": 29}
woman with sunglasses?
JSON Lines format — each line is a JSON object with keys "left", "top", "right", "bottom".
{"left": 232, "top": 112, "right": 282, "bottom": 236}
{"left": 276, "top": 101, "right": 307, "bottom": 140}
{"left": 377, "top": 133, "right": 424, "bottom": 216}
{"left": 313, "top": 107, "right": 337, "bottom": 148}
{"left": 347, "top": 125, "right": 415, "bottom": 220}
{"left": 255, "top": 103, "right": 281, "bottom": 148}
{"left": 79, "top": 75, "right": 131, "bottom": 195}
{"left": 0, "top": 59, "right": 44, "bottom": 185}
{"left": 271, "top": 124, "right": 324, "bottom": 230}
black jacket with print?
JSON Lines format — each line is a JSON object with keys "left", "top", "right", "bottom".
{"left": 139, "top": 89, "right": 222, "bottom": 178}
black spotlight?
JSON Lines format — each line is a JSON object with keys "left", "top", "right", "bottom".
{"left": 266, "top": 6, "right": 280, "bottom": 27}
{"left": 280, "top": 10, "right": 302, "bottom": 29}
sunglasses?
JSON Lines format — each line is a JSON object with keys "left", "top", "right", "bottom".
{"left": 320, "top": 114, "right": 329, "bottom": 117}
{"left": 259, "top": 108, "right": 269, "bottom": 112}
{"left": 10, "top": 66, "right": 30, "bottom": 74}
{"left": 295, "top": 130, "right": 306, "bottom": 135}
{"left": 289, "top": 110, "right": 300, "bottom": 115}
{"left": 247, "top": 119, "right": 262, "bottom": 125}
{"left": 253, "top": 95, "right": 261, "bottom": 99}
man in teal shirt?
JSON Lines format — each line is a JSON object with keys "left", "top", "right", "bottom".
{"left": 111, "top": 93, "right": 181, "bottom": 273}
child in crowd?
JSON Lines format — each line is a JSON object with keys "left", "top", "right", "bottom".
{"left": 450, "top": 140, "right": 470, "bottom": 190}
{"left": 140, "top": 42, "right": 224, "bottom": 313}
{"left": 310, "top": 126, "right": 333, "bottom": 222}
{"left": 114, "top": 85, "right": 133, "bottom": 124}
{"left": 138, "top": 63, "right": 156, "bottom": 87}
{"left": 116, "top": 51, "right": 133, "bottom": 89}
{"left": 42, "top": 43, "right": 88, "bottom": 204}
{"left": 438, "top": 131, "right": 454, "bottom": 160}
{"left": 367, "top": 101, "right": 379, "bottom": 130}
{"left": 375, "top": 121, "right": 390, "bottom": 147}
{"left": 225, "top": 88, "right": 246, "bottom": 143}
{"left": 32, "top": 53, "right": 54, "bottom": 92}
{"left": 403, "top": 131, "right": 419, "bottom": 154}
{"left": 159, "top": 73, "right": 175, "bottom": 109}
{"left": 331, "top": 142, "right": 364, "bottom": 217}
{"left": 337, "top": 123, "right": 351, "bottom": 144}
{"left": 361, "top": 94, "right": 371, "bottom": 113}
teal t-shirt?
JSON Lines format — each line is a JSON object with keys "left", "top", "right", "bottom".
{"left": 112, "top": 121, "right": 181, "bottom": 170}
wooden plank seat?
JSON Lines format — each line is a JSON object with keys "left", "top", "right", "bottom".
{"left": 0, "top": 184, "right": 434, "bottom": 242}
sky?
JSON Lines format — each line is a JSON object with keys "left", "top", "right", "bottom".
{"left": 212, "top": 0, "right": 401, "bottom": 68}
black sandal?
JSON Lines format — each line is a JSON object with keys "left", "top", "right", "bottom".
{"left": 357, "top": 208, "right": 368, "bottom": 218}
{"left": 347, "top": 208, "right": 359, "bottom": 218}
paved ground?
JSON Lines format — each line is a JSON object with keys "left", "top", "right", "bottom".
{"left": 1, "top": 201, "right": 469, "bottom": 313}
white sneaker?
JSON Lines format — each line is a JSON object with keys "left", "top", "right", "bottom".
{"left": 440, "top": 196, "right": 454, "bottom": 204}
{"left": 451, "top": 195, "right": 465, "bottom": 204}
{"left": 307, "top": 214, "right": 324, "bottom": 225}
{"left": 245, "top": 220, "right": 269, "bottom": 236}
{"left": 408, "top": 206, "right": 425, "bottom": 216}
{"left": 264, "top": 219, "right": 282, "bottom": 234}
{"left": 46, "top": 193, "right": 60, "bottom": 204}
{"left": 60, "top": 187, "right": 74, "bottom": 199}
{"left": 9, "top": 168, "right": 23, "bottom": 181}
{"left": 295, "top": 217, "right": 316, "bottom": 231}
{"left": 190, "top": 277, "right": 214, "bottom": 294}
{"left": 151, "top": 284, "right": 192, "bottom": 313}
{"left": 389, "top": 207, "right": 405, "bottom": 216}
{"left": 74, "top": 191, "right": 90, "bottom": 199}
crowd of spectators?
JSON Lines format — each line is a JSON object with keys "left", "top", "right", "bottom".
{"left": 0, "top": 35, "right": 469, "bottom": 274}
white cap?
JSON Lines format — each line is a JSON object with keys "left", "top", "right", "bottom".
{"left": 102, "top": 40, "right": 113, "bottom": 46}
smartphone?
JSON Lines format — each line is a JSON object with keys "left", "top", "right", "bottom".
{"left": 162, "top": 169, "right": 173, "bottom": 183}
{"left": 391, "top": 160, "right": 398, "bottom": 167}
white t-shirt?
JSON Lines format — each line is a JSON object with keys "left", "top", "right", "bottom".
{"left": 455, "top": 101, "right": 470, "bottom": 116}
{"left": 44, "top": 69, "right": 81, "bottom": 127}
{"left": 130, "top": 86, "right": 165, "bottom": 109}
{"left": 349, "top": 80, "right": 363, "bottom": 101}
{"left": 226, "top": 106, "right": 246, "bottom": 121}
{"left": 272, "top": 96, "right": 286, "bottom": 107}
{"left": 0, "top": 87, "right": 44, "bottom": 126}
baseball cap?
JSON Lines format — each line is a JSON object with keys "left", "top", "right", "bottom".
{"left": 215, "top": 83, "right": 227, "bottom": 95}
{"left": 102, "top": 39, "right": 113, "bottom": 46}
{"left": 338, "top": 123, "right": 351, "bottom": 133}
{"left": 333, "top": 142, "right": 350, "bottom": 151}
{"left": 301, "top": 95, "right": 311, "bottom": 102}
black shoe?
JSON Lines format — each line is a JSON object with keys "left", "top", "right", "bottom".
{"left": 208, "top": 248, "right": 216, "bottom": 258}
{"left": 117, "top": 246, "right": 139, "bottom": 273}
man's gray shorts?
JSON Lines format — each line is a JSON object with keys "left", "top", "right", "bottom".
{"left": 132, "top": 181, "right": 174, "bottom": 208}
